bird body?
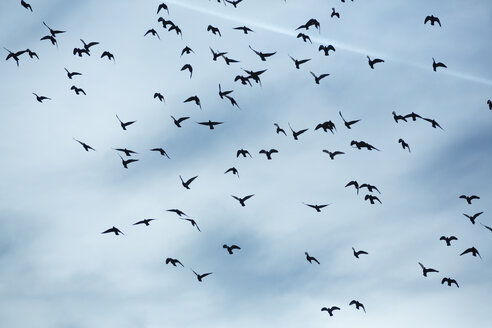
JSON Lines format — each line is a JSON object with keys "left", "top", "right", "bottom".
{"left": 166, "top": 258, "right": 184, "bottom": 267}
{"left": 323, "top": 150, "right": 344, "bottom": 160}
{"left": 133, "top": 218, "right": 155, "bottom": 226}
{"left": 321, "top": 306, "right": 340, "bottom": 316}
{"left": 150, "top": 148, "right": 170, "bottom": 158}
{"left": 305, "top": 252, "right": 320, "bottom": 264}
{"left": 223, "top": 244, "right": 241, "bottom": 254}
{"left": 197, "top": 120, "right": 223, "bottom": 130}
{"left": 352, "top": 247, "right": 368, "bottom": 258}
{"left": 232, "top": 194, "right": 254, "bottom": 207}
{"left": 259, "top": 149, "right": 278, "bottom": 160}
{"left": 440, "top": 236, "right": 457, "bottom": 246}
{"left": 441, "top": 277, "right": 459, "bottom": 288}
{"left": 459, "top": 195, "right": 479, "bottom": 204}
{"left": 432, "top": 57, "right": 447, "bottom": 71}
{"left": 349, "top": 300, "right": 366, "bottom": 313}
{"left": 460, "top": 247, "right": 481, "bottom": 259}
{"left": 319, "top": 44, "right": 335, "bottom": 56}
{"left": 424, "top": 15, "right": 441, "bottom": 26}
{"left": 398, "top": 138, "right": 411, "bottom": 152}
{"left": 367, "top": 56, "right": 384, "bottom": 69}
{"left": 180, "top": 175, "right": 198, "bottom": 189}
{"left": 303, "top": 203, "right": 330, "bottom": 212}
{"left": 116, "top": 115, "right": 136, "bottom": 130}
{"left": 102, "top": 226, "right": 124, "bottom": 235}
{"left": 418, "top": 262, "right": 439, "bottom": 277}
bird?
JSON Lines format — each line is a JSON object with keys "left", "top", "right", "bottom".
{"left": 243, "top": 68, "right": 267, "bottom": 86}
{"left": 21, "top": 0, "right": 33, "bottom": 11}
{"left": 424, "top": 15, "right": 441, "bottom": 27}
{"left": 367, "top": 56, "right": 384, "bottom": 69}
{"left": 180, "top": 175, "right": 198, "bottom": 189}
{"left": 182, "top": 218, "right": 201, "bottom": 231}
{"left": 181, "top": 64, "right": 193, "bottom": 78}
{"left": 168, "top": 24, "right": 182, "bottom": 37}
{"left": 296, "top": 18, "right": 320, "bottom": 31}
{"left": 224, "top": 167, "right": 239, "bottom": 178}
{"left": 487, "top": 99, "right": 492, "bottom": 110}
{"left": 345, "top": 180, "right": 360, "bottom": 194}
{"left": 463, "top": 212, "right": 483, "bottom": 225}
{"left": 349, "top": 300, "right": 366, "bottom": 313}
{"left": 101, "top": 51, "right": 115, "bottom": 62}
{"left": 184, "top": 95, "right": 201, "bottom": 109}
{"left": 197, "top": 120, "right": 223, "bottom": 130}
{"left": 441, "top": 277, "right": 459, "bottom": 288}
{"left": 225, "top": 95, "right": 240, "bottom": 108}
{"left": 73, "top": 47, "right": 89, "bottom": 57}
{"left": 157, "top": 3, "right": 169, "bottom": 14}
{"left": 321, "top": 306, "right": 340, "bottom": 316}
{"left": 323, "top": 150, "right": 344, "bottom": 160}
{"left": 40, "top": 35, "right": 57, "bottom": 46}
{"left": 158, "top": 17, "right": 175, "bottom": 29}
{"left": 25, "top": 49, "right": 38, "bottom": 59}
{"left": 165, "top": 258, "right": 184, "bottom": 267}
{"left": 4, "top": 48, "right": 26, "bottom": 66}
{"left": 318, "top": 44, "right": 336, "bottom": 56}
{"left": 392, "top": 111, "right": 407, "bottom": 123}
{"left": 274, "top": 123, "right": 287, "bottom": 136}
{"left": 116, "top": 115, "right": 136, "bottom": 130}
{"left": 296, "top": 33, "right": 312, "bottom": 43}
{"left": 207, "top": 25, "right": 221, "bottom": 36}
{"left": 339, "top": 111, "right": 360, "bottom": 129}
{"left": 236, "top": 149, "right": 252, "bottom": 158}
{"left": 133, "top": 218, "right": 156, "bottom": 226}
{"left": 144, "top": 28, "right": 160, "bottom": 39}
{"left": 459, "top": 195, "right": 480, "bottom": 204}
{"left": 249, "top": 45, "right": 276, "bottom": 61}
{"left": 303, "top": 203, "right": 330, "bottom": 212}
{"left": 351, "top": 140, "right": 380, "bottom": 151}
{"left": 218, "top": 84, "right": 233, "bottom": 99}
{"left": 166, "top": 209, "right": 187, "bottom": 217}
{"left": 288, "top": 123, "right": 308, "bottom": 140}
{"left": 364, "top": 194, "right": 382, "bottom": 204}
{"left": 423, "top": 118, "right": 443, "bottom": 130}
{"left": 234, "top": 75, "right": 252, "bottom": 86}
{"left": 118, "top": 155, "right": 138, "bottom": 168}
{"left": 359, "top": 183, "right": 380, "bottom": 194}
{"left": 64, "top": 68, "right": 82, "bottom": 79}
{"left": 70, "top": 85, "right": 86, "bottom": 95}
{"left": 231, "top": 194, "right": 254, "bottom": 207}
{"left": 150, "top": 148, "right": 170, "bottom": 158}
{"left": 404, "top": 112, "right": 422, "bottom": 121}
{"left": 418, "top": 262, "right": 439, "bottom": 277}
{"left": 234, "top": 26, "right": 253, "bottom": 34}
{"left": 80, "top": 39, "right": 99, "bottom": 52}
{"left": 223, "top": 56, "right": 239, "bottom": 65}
{"left": 289, "top": 55, "right": 311, "bottom": 69}
{"left": 331, "top": 8, "right": 340, "bottom": 18}
{"left": 154, "top": 92, "right": 165, "bottom": 102}
{"left": 192, "top": 270, "right": 212, "bottom": 282}
{"left": 210, "top": 47, "right": 227, "bottom": 61}
{"left": 305, "top": 252, "right": 320, "bottom": 264}
{"left": 460, "top": 247, "right": 482, "bottom": 259}
{"left": 259, "top": 149, "right": 278, "bottom": 160}
{"left": 43, "top": 21, "right": 65, "bottom": 37}
{"left": 223, "top": 244, "right": 241, "bottom": 254}
{"left": 398, "top": 139, "right": 411, "bottom": 152}
{"left": 32, "top": 93, "right": 51, "bottom": 103}
{"left": 73, "top": 138, "right": 95, "bottom": 152}
{"left": 310, "top": 71, "right": 330, "bottom": 84}
{"left": 181, "top": 46, "right": 194, "bottom": 56}
{"left": 440, "top": 236, "right": 457, "bottom": 246}
{"left": 432, "top": 57, "right": 447, "bottom": 71}
{"left": 113, "top": 148, "right": 137, "bottom": 157}
{"left": 352, "top": 247, "right": 368, "bottom": 258}
{"left": 171, "top": 116, "right": 190, "bottom": 128}
{"left": 225, "top": 0, "right": 243, "bottom": 8}
{"left": 101, "top": 226, "right": 124, "bottom": 235}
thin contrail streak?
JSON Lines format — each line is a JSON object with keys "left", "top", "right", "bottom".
{"left": 168, "top": 0, "right": 492, "bottom": 86}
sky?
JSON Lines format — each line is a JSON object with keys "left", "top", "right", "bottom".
{"left": 1, "top": 0, "right": 491, "bottom": 327}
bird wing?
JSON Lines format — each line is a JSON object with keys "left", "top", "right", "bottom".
{"left": 298, "top": 58, "right": 311, "bottom": 65}
{"left": 424, "top": 16, "right": 431, "bottom": 24}
{"left": 243, "top": 194, "right": 254, "bottom": 201}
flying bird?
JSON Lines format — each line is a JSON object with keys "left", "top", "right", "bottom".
{"left": 101, "top": 51, "right": 115, "bottom": 62}
{"left": 424, "top": 15, "right": 441, "bottom": 27}
{"left": 32, "top": 93, "right": 51, "bottom": 102}
{"left": 207, "top": 25, "right": 221, "bottom": 36}
{"left": 315, "top": 121, "right": 336, "bottom": 133}
{"left": 305, "top": 252, "right": 320, "bottom": 264}
{"left": 418, "top": 262, "right": 439, "bottom": 277}
{"left": 210, "top": 47, "right": 227, "bottom": 61}
{"left": 423, "top": 118, "right": 443, "bottom": 130}
{"left": 364, "top": 194, "right": 382, "bottom": 204}
{"left": 21, "top": 0, "right": 33, "bottom": 11}
{"left": 303, "top": 203, "right": 330, "bottom": 212}
{"left": 166, "top": 209, "right": 187, "bottom": 217}
{"left": 237, "top": 149, "right": 252, "bottom": 158}
{"left": 181, "top": 46, "right": 194, "bottom": 56}
{"left": 432, "top": 57, "right": 447, "bottom": 71}
{"left": 487, "top": 99, "right": 492, "bottom": 110}
{"left": 440, "top": 236, "right": 457, "bottom": 246}
{"left": 171, "top": 116, "right": 190, "bottom": 128}
{"left": 310, "top": 71, "right": 330, "bottom": 84}
{"left": 234, "top": 75, "right": 252, "bottom": 86}
{"left": 231, "top": 194, "right": 254, "bottom": 207}
{"left": 274, "top": 123, "right": 287, "bottom": 136}
{"left": 157, "top": 3, "right": 169, "bottom": 14}
{"left": 234, "top": 26, "right": 254, "bottom": 34}
{"left": 288, "top": 123, "right": 308, "bottom": 140}
{"left": 323, "top": 150, "right": 344, "bottom": 160}
{"left": 345, "top": 180, "right": 360, "bottom": 194}
{"left": 367, "top": 56, "right": 384, "bottom": 69}
{"left": 150, "top": 148, "right": 170, "bottom": 158}
{"left": 133, "top": 218, "right": 156, "bottom": 226}
{"left": 289, "top": 55, "right": 311, "bottom": 69}
{"left": 4, "top": 48, "right": 26, "bottom": 66}
{"left": 73, "top": 138, "right": 95, "bottom": 152}
{"left": 404, "top": 112, "right": 422, "bottom": 121}
{"left": 318, "top": 44, "right": 335, "bottom": 56}
{"left": 223, "top": 244, "right": 241, "bottom": 254}
{"left": 197, "top": 120, "right": 223, "bottom": 130}
{"left": 182, "top": 218, "right": 201, "bottom": 231}
{"left": 225, "top": 0, "right": 243, "bottom": 8}
{"left": 296, "top": 33, "right": 312, "bottom": 43}
{"left": 116, "top": 114, "right": 136, "bottom": 130}
{"left": 101, "top": 226, "right": 124, "bottom": 235}
{"left": 192, "top": 270, "right": 212, "bottom": 282}
{"left": 249, "top": 45, "right": 276, "bottom": 61}
{"left": 154, "top": 92, "right": 165, "bottom": 102}
{"left": 43, "top": 21, "right": 65, "bottom": 37}
{"left": 184, "top": 95, "right": 201, "bottom": 109}
{"left": 459, "top": 195, "right": 480, "bottom": 204}
{"left": 339, "top": 111, "right": 360, "bottom": 129}
{"left": 73, "top": 47, "right": 89, "bottom": 57}
{"left": 460, "top": 247, "right": 481, "bottom": 259}
{"left": 349, "top": 300, "right": 366, "bottom": 313}
{"left": 25, "top": 48, "right": 38, "bottom": 59}
{"left": 360, "top": 183, "right": 380, "bottom": 194}
{"left": 223, "top": 56, "right": 239, "bottom": 65}
{"left": 259, "top": 149, "right": 278, "bottom": 160}
{"left": 70, "top": 85, "right": 86, "bottom": 95}
{"left": 158, "top": 17, "right": 175, "bottom": 29}
{"left": 64, "top": 68, "right": 82, "bottom": 79}
{"left": 331, "top": 8, "right": 340, "bottom": 18}
{"left": 118, "top": 154, "right": 138, "bottom": 168}
{"left": 225, "top": 95, "right": 240, "bottom": 108}
{"left": 144, "top": 28, "right": 160, "bottom": 39}
{"left": 113, "top": 148, "right": 137, "bottom": 157}
{"left": 321, "top": 306, "right": 340, "bottom": 316}
{"left": 219, "top": 84, "right": 233, "bottom": 98}
{"left": 180, "top": 64, "right": 193, "bottom": 78}
{"left": 80, "top": 39, "right": 99, "bottom": 52}
{"left": 224, "top": 167, "right": 239, "bottom": 178}
{"left": 441, "top": 277, "right": 459, "bottom": 288}
{"left": 165, "top": 258, "right": 184, "bottom": 267}
{"left": 351, "top": 140, "right": 380, "bottom": 151}
{"left": 392, "top": 111, "right": 407, "bottom": 123}
{"left": 398, "top": 138, "right": 411, "bottom": 152}
{"left": 180, "top": 175, "right": 198, "bottom": 189}
{"left": 352, "top": 247, "right": 368, "bottom": 258}
{"left": 40, "top": 35, "right": 57, "bottom": 46}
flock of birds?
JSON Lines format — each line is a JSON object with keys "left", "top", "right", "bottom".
{"left": 7, "top": 0, "right": 491, "bottom": 322}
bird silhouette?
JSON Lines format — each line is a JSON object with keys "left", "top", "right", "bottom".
{"left": 116, "top": 115, "right": 136, "bottom": 130}
{"left": 432, "top": 57, "right": 447, "bottom": 71}
{"left": 398, "top": 138, "right": 411, "bottom": 152}
{"left": 331, "top": 8, "right": 340, "bottom": 18}
{"left": 43, "top": 21, "right": 65, "bottom": 37}
{"left": 237, "top": 149, "right": 252, "bottom": 158}
{"left": 305, "top": 252, "right": 320, "bottom": 264}
{"left": 323, "top": 150, "right": 344, "bottom": 160}
{"left": 133, "top": 218, "right": 156, "bottom": 226}
{"left": 224, "top": 167, "right": 239, "bottom": 178}
{"left": 180, "top": 175, "right": 198, "bottom": 189}
{"left": 70, "top": 85, "right": 86, "bottom": 95}
{"left": 310, "top": 71, "right": 330, "bottom": 84}
{"left": 118, "top": 154, "right": 138, "bottom": 168}
{"left": 144, "top": 28, "right": 160, "bottom": 39}
{"left": 64, "top": 68, "right": 82, "bottom": 79}
{"left": 150, "top": 148, "right": 170, "bottom": 158}
{"left": 40, "top": 35, "right": 57, "bottom": 46}
{"left": 296, "top": 18, "right": 320, "bottom": 31}
{"left": 319, "top": 44, "right": 336, "bottom": 56}
{"left": 289, "top": 55, "right": 311, "bottom": 69}
{"left": 181, "top": 46, "right": 194, "bottom": 56}
{"left": 339, "top": 111, "right": 360, "bottom": 129}
{"left": 234, "top": 75, "right": 252, "bottom": 86}
{"left": 418, "top": 262, "right": 439, "bottom": 277}
{"left": 184, "top": 95, "right": 201, "bottom": 109}
{"left": 171, "top": 116, "right": 190, "bottom": 128}
{"left": 351, "top": 140, "right": 380, "bottom": 151}
{"left": 234, "top": 26, "right": 253, "bottom": 34}
{"left": 392, "top": 111, "right": 407, "bottom": 123}
{"left": 207, "top": 25, "right": 221, "bottom": 36}
{"left": 114, "top": 148, "right": 137, "bottom": 157}
{"left": 21, "top": 0, "right": 32, "bottom": 11}
{"left": 80, "top": 39, "right": 99, "bottom": 52}
{"left": 219, "top": 84, "right": 233, "bottom": 99}
{"left": 367, "top": 56, "right": 384, "bottom": 69}
{"left": 168, "top": 24, "right": 182, "bottom": 37}
{"left": 349, "top": 300, "right": 366, "bottom": 313}
{"left": 259, "top": 149, "right": 278, "bottom": 160}
{"left": 303, "top": 203, "right": 330, "bottom": 212}
{"left": 225, "top": 95, "right": 240, "bottom": 108}
{"left": 225, "top": 0, "right": 243, "bottom": 8}
{"left": 158, "top": 17, "right": 175, "bottom": 29}
{"left": 360, "top": 183, "right": 380, "bottom": 194}
{"left": 154, "top": 92, "right": 165, "bottom": 102}
{"left": 197, "top": 120, "right": 223, "bottom": 130}
{"left": 364, "top": 194, "right": 382, "bottom": 204}
{"left": 424, "top": 15, "right": 441, "bottom": 27}
{"left": 440, "top": 236, "right": 457, "bottom": 246}
{"left": 352, "top": 247, "right": 368, "bottom": 258}
{"left": 460, "top": 247, "right": 481, "bottom": 259}
{"left": 166, "top": 209, "right": 187, "bottom": 217}
{"left": 316, "top": 122, "right": 336, "bottom": 133}
{"left": 25, "top": 49, "right": 38, "bottom": 59}
{"left": 182, "top": 218, "right": 201, "bottom": 231}
{"left": 345, "top": 180, "right": 360, "bottom": 194}
{"left": 33, "top": 93, "right": 51, "bottom": 103}
{"left": 165, "top": 258, "right": 184, "bottom": 267}
{"left": 288, "top": 123, "right": 308, "bottom": 140}
{"left": 274, "top": 123, "right": 287, "bottom": 136}
{"left": 101, "top": 51, "right": 115, "bottom": 62}
{"left": 73, "top": 47, "right": 89, "bottom": 57}
{"left": 210, "top": 47, "right": 227, "bottom": 61}
{"left": 4, "top": 48, "right": 26, "bottom": 66}
{"left": 441, "top": 277, "right": 459, "bottom": 288}
{"left": 73, "top": 138, "right": 95, "bottom": 151}
{"left": 463, "top": 212, "right": 483, "bottom": 224}
{"left": 180, "top": 64, "right": 193, "bottom": 78}
{"left": 321, "top": 306, "right": 340, "bottom": 316}
{"left": 242, "top": 68, "right": 267, "bottom": 86}
{"left": 404, "top": 112, "right": 422, "bottom": 121}
{"left": 223, "top": 244, "right": 241, "bottom": 254}
{"left": 423, "top": 118, "right": 443, "bottom": 130}
{"left": 223, "top": 56, "right": 239, "bottom": 65}
{"left": 157, "top": 3, "right": 169, "bottom": 14}
{"left": 232, "top": 194, "right": 254, "bottom": 207}
{"left": 249, "top": 45, "right": 276, "bottom": 61}
{"left": 296, "top": 33, "right": 312, "bottom": 43}
{"left": 102, "top": 226, "right": 124, "bottom": 235}
{"left": 487, "top": 99, "right": 492, "bottom": 110}
{"left": 192, "top": 270, "right": 212, "bottom": 281}
{"left": 459, "top": 195, "right": 479, "bottom": 204}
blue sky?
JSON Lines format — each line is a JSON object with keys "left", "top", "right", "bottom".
{"left": 1, "top": 0, "right": 491, "bottom": 327}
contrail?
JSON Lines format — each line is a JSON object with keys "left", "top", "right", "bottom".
{"left": 167, "top": 0, "right": 492, "bottom": 86}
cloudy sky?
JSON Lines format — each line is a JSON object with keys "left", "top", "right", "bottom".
{"left": 1, "top": 0, "right": 491, "bottom": 327}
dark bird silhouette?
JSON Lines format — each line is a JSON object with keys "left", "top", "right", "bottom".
{"left": 441, "top": 277, "right": 459, "bottom": 288}
{"left": 40, "top": 35, "right": 57, "bottom": 46}
{"left": 144, "top": 28, "right": 160, "bottom": 39}
{"left": 73, "top": 138, "right": 95, "bottom": 151}
{"left": 21, "top": 0, "right": 33, "bottom": 11}
{"left": 171, "top": 116, "right": 190, "bottom": 128}
{"left": 180, "top": 175, "right": 198, "bottom": 189}
{"left": 223, "top": 244, "right": 241, "bottom": 254}
{"left": 32, "top": 93, "right": 51, "bottom": 102}
{"left": 367, "top": 56, "right": 384, "bottom": 69}
{"left": 303, "top": 203, "right": 330, "bottom": 212}
{"left": 182, "top": 218, "right": 201, "bottom": 231}
{"left": 345, "top": 180, "right": 360, "bottom": 194}
{"left": 73, "top": 47, "right": 89, "bottom": 57}
{"left": 288, "top": 123, "right": 308, "bottom": 140}
{"left": 274, "top": 123, "right": 287, "bottom": 136}
{"left": 197, "top": 120, "right": 223, "bottom": 130}
{"left": 321, "top": 306, "right": 340, "bottom": 316}
{"left": 64, "top": 68, "right": 81, "bottom": 79}
{"left": 296, "top": 33, "right": 312, "bottom": 43}
{"left": 192, "top": 270, "right": 212, "bottom": 282}
{"left": 404, "top": 112, "right": 422, "bottom": 121}
{"left": 423, "top": 117, "right": 443, "bottom": 130}
{"left": 116, "top": 115, "right": 136, "bottom": 130}
{"left": 168, "top": 24, "right": 182, "bottom": 37}
{"left": 440, "top": 236, "right": 457, "bottom": 246}
{"left": 351, "top": 140, "right": 380, "bottom": 151}
{"left": 319, "top": 44, "right": 336, "bottom": 56}
{"left": 460, "top": 247, "right": 482, "bottom": 259}
{"left": 223, "top": 56, "right": 239, "bottom": 65}
{"left": 488, "top": 99, "right": 492, "bottom": 110}
{"left": 25, "top": 48, "right": 38, "bottom": 59}
{"left": 225, "top": 95, "right": 240, "bottom": 108}
{"left": 296, "top": 18, "right": 320, "bottom": 31}
{"left": 80, "top": 39, "right": 99, "bottom": 52}
{"left": 157, "top": 3, "right": 169, "bottom": 14}
{"left": 259, "top": 149, "right": 278, "bottom": 160}
{"left": 184, "top": 95, "right": 201, "bottom": 109}
{"left": 323, "top": 150, "right": 344, "bottom": 160}
{"left": 150, "top": 148, "right": 170, "bottom": 158}
{"left": 234, "top": 75, "right": 252, "bottom": 86}
{"left": 165, "top": 258, "right": 184, "bottom": 267}
{"left": 166, "top": 209, "right": 186, "bottom": 217}
{"left": 481, "top": 223, "right": 492, "bottom": 232}
{"left": 339, "top": 111, "right": 360, "bottom": 129}
{"left": 219, "top": 84, "right": 233, "bottom": 99}
{"left": 133, "top": 218, "right": 156, "bottom": 226}
{"left": 43, "top": 21, "right": 65, "bottom": 37}
{"left": 331, "top": 8, "right": 340, "bottom": 18}
{"left": 424, "top": 15, "right": 441, "bottom": 27}
{"left": 459, "top": 195, "right": 479, "bottom": 204}
{"left": 243, "top": 68, "right": 267, "bottom": 86}
{"left": 118, "top": 154, "right": 138, "bottom": 168}
{"left": 432, "top": 57, "right": 447, "bottom": 71}
{"left": 232, "top": 194, "right": 254, "bottom": 207}
{"left": 114, "top": 148, "right": 137, "bottom": 157}
{"left": 207, "top": 25, "right": 221, "bottom": 36}
{"left": 349, "top": 300, "right": 366, "bottom": 313}
{"left": 154, "top": 92, "right": 165, "bottom": 102}
{"left": 102, "top": 226, "right": 124, "bottom": 235}
{"left": 181, "top": 46, "right": 194, "bottom": 56}
{"left": 225, "top": 0, "right": 243, "bottom": 7}
{"left": 352, "top": 247, "right": 368, "bottom": 258}
{"left": 398, "top": 138, "right": 411, "bottom": 152}
{"left": 310, "top": 71, "right": 330, "bottom": 84}
{"left": 158, "top": 17, "right": 175, "bottom": 29}
{"left": 249, "top": 45, "right": 276, "bottom": 61}
{"left": 237, "top": 149, "right": 252, "bottom": 158}
{"left": 224, "top": 167, "right": 239, "bottom": 178}
{"left": 101, "top": 51, "right": 115, "bottom": 62}
{"left": 364, "top": 194, "right": 382, "bottom": 204}
{"left": 360, "top": 183, "right": 380, "bottom": 194}
{"left": 315, "top": 121, "right": 336, "bottom": 134}
{"left": 4, "top": 48, "right": 26, "bottom": 66}
{"left": 418, "top": 262, "right": 439, "bottom": 277}
{"left": 210, "top": 47, "right": 227, "bottom": 61}
{"left": 70, "top": 85, "right": 86, "bottom": 95}
{"left": 234, "top": 26, "right": 253, "bottom": 34}
{"left": 392, "top": 111, "right": 407, "bottom": 123}
{"left": 181, "top": 64, "right": 193, "bottom": 78}
{"left": 305, "top": 252, "right": 320, "bottom": 264}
